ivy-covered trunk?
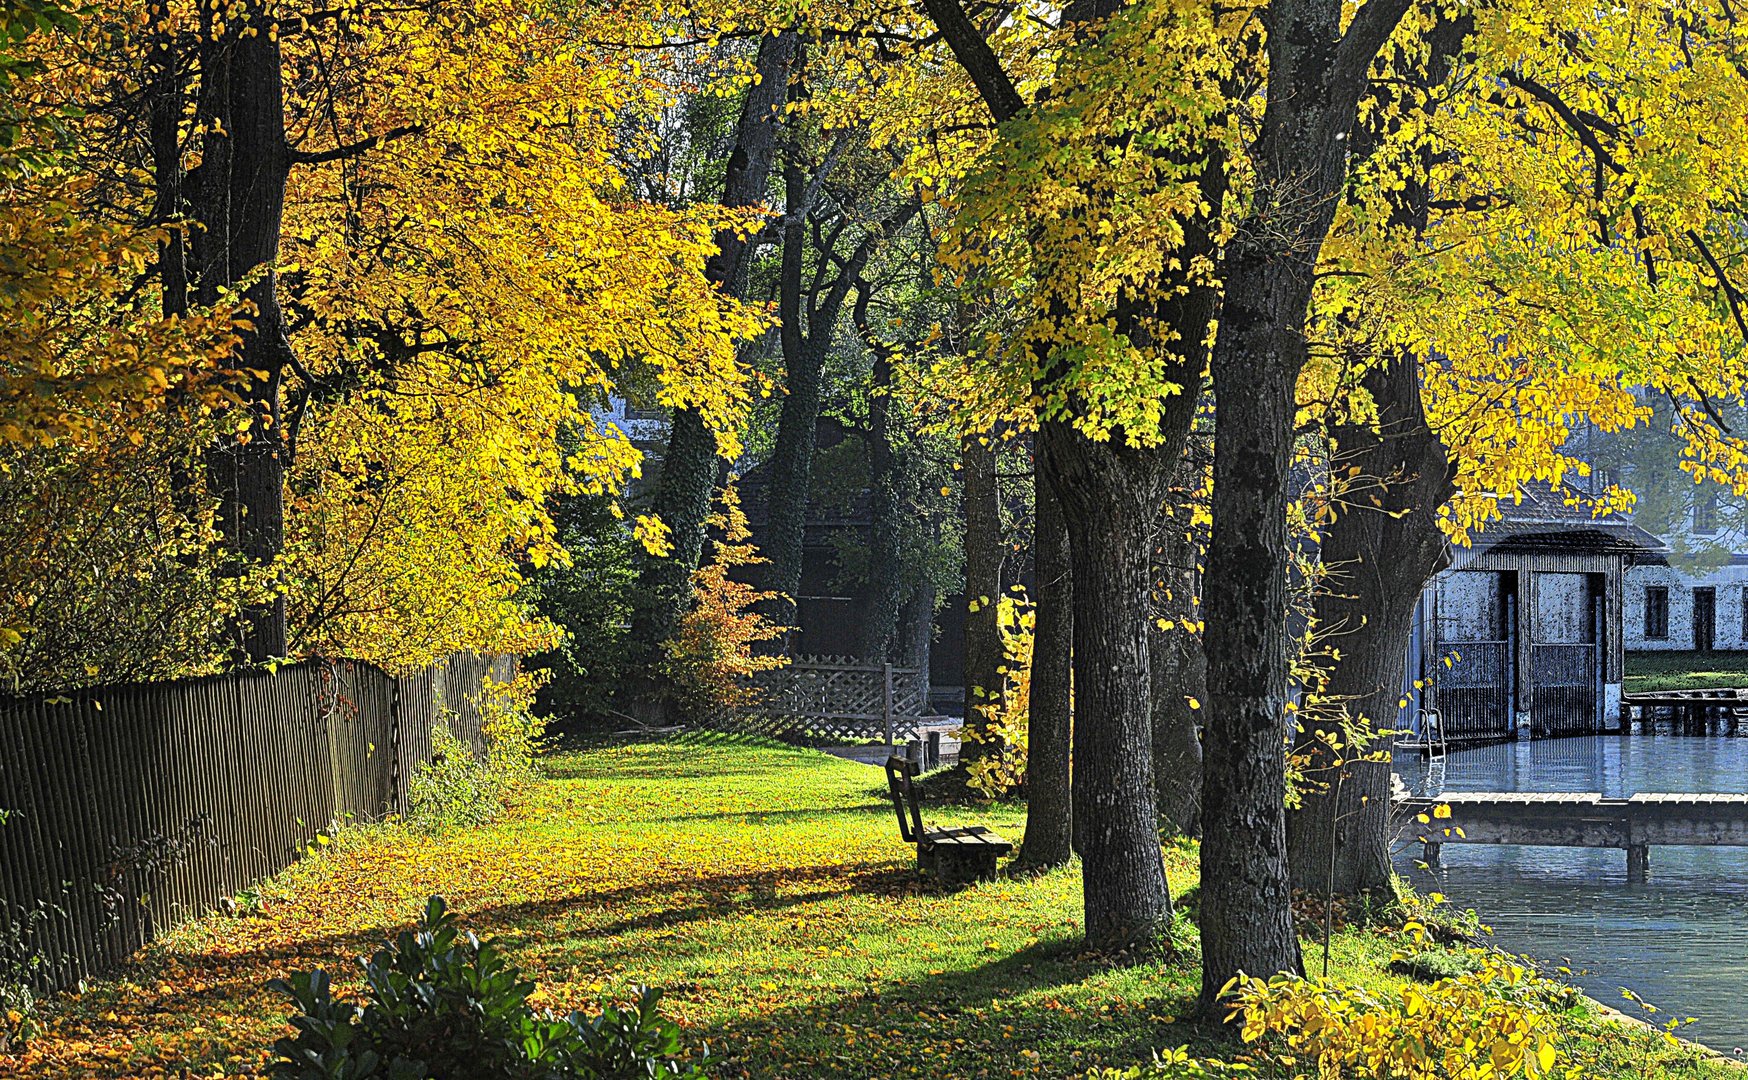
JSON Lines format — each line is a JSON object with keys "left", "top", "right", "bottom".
{"left": 630, "top": 30, "right": 794, "bottom": 666}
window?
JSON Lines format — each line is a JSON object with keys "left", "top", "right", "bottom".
{"left": 1596, "top": 466, "right": 1622, "bottom": 493}
{"left": 1644, "top": 586, "right": 1670, "bottom": 640}
{"left": 1695, "top": 492, "right": 1721, "bottom": 535}
{"left": 1741, "top": 586, "right": 1748, "bottom": 642}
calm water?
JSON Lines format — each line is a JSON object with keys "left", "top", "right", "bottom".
{"left": 1394, "top": 736, "right": 1748, "bottom": 1050}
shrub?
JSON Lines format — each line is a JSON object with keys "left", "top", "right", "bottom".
{"left": 1225, "top": 950, "right": 1575, "bottom": 1079}
{"left": 268, "top": 896, "right": 707, "bottom": 1080}
{"left": 408, "top": 719, "right": 503, "bottom": 830}
{"left": 1098, "top": 950, "right": 1575, "bottom": 1079}
{"left": 408, "top": 672, "right": 547, "bottom": 831}
{"left": 661, "top": 482, "right": 786, "bottom": 716}
{"left": 962, "top": 591, "right": 1032, "bottom": 797}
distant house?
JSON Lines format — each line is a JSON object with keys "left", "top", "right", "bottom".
{"left": 1621, "top": 494, "right": 1748, "bottom": 652}
{"left": 1561, "top": 408, "right": 1748, "bottom": 655}
{"left": 1414, "top": 485, "right": 1664, "bottom": 742}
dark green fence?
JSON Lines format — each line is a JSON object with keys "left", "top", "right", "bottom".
{"left": 0, "top": 654, "right": 513, "bottom": 992}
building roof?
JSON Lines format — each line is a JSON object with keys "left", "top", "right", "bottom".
{"left": 1464, "top": 483, "right": 1669, "bottom": 561}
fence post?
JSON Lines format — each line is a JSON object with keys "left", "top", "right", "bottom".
{"left": 883, "top": 662, "right": 895, "bottom": 749}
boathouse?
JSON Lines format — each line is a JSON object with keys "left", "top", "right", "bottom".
{"left": 1415, "top": 485, "right": 1665, "bottom": 742}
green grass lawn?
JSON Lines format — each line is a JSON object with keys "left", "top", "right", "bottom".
{"left": 1625, "top": 650, "right": 1748, "bottom": 693}
{"left": 3, "top": 734, "right": 1733, "bottom": 1078}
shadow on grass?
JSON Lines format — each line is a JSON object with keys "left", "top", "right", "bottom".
{"left": 699, "top": 937, "right": 1212, "bottom": 1079}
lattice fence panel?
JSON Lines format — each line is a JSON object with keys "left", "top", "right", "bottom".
{"left": 704, "top": 655, "right": 931, "bottom": 743}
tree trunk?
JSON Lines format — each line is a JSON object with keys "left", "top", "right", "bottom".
{"left": 629, "top": 30, "right": 794, "bottom": 666}
{"left": 1197, "top": 0, "right": 1411, "bottom": 1009}
{"left": 192, "top": 0, "right": 291, "bottom": 662}
{"left": 1198, "top": 249, "right": 1308, "bottom": 1000}
{"left": 763, "top": 159, "right": 818, "bottom": 635}
{"left": 1041, "top": 419, "right": 1172, "bottom": 947}
{"left": 1287, "top": 355, "right": 1454, "bottom": 895}
{"left": 764, "top": 166, "right": 912, "bottom": 643}
{"left": 1285, "top": 11, "right": 1471, "bottom": 899}
{"left": 900, "top": 571, "right": 936, "bottom": 694}
{"left": 859, "top": 298, "right": 904, "bottom": 661}
{"left": 960, "top": 431, "right": 1004, "bottom": 760}
{"left": 1151, "top": 438, "right": 1209, "bottom": 836}
{"left": 1014, "top": 455, "right": 1073, "bottom": 871}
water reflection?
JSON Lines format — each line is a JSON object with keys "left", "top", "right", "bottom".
{"left": 1394, "top": 736, "right": 1748, "bottom": 1051}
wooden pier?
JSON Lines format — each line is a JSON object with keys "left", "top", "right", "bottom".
{"left": 1396, "top": 791, "right": 1748, "bottom": 882}
{"left": 1621, "top": 689, "right": 1748, "bottom": 734}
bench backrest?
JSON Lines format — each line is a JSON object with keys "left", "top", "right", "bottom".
{"left": 884, "top": 756, "right": 926, "bottom": 844}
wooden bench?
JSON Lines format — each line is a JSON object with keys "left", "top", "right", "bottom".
{"left": 884, "top": 756, "right": 1012, "bottom": 885}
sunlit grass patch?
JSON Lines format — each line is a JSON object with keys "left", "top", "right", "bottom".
{"left": 2, "top": 732, "right": 1732, "bottom": 1078}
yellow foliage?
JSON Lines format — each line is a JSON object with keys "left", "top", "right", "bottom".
{"left": 963, "top": 591, "right": 1033, "bottom": 797}
{"left": 1226, "top": 953, "right": 1575, "bottom": 1080}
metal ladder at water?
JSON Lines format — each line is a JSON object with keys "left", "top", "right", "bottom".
{"left": 1395, "top": 707, "right": 1448, "bottom": 798}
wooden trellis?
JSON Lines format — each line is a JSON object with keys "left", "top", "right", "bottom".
{"left": 713, "top": 655, "right": 931, "bottom": 744}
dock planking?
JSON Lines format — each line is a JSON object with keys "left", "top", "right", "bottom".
{"left": 1395, "top": 790, "right": 1748, "bottom": 882}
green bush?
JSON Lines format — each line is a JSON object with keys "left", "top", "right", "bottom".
{"left": 268, "top": 896, "right": 707, "bottom": 1080}
{"left": 408, "top": 675, "right": 549, "bottom": 831}
{"left": 407, "top": 719, "right": 503, "bottom": 830}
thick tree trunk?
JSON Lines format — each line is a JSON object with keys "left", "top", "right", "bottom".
{"left": 1199, "top": 252, "right": 1308, "bottom": 1000}
{"left": 192, "top": 0, "right": 291, "bottom": 662}
{"left": 1197, "top": 0, "right": 1411, "bottom": 1009}
{"left": 1151, "top": 438, "right": 1209, "bottom": 836}
{"left": 1287, "top": 356, "right": 1454, "bottom": 895}
{"left": 630, "top": 30, "right": 794, "bottom": 665}
{"left": 1041, "top": 419, "right": 1172, "bottom": 947}
{"left": 1286, "top": 12, "right": 1471, "bottom": 899}
{"left": 1014, "top": 457, "right": 1074, "bottom": 871}
{"left": 960, "top": 431, "right": 1004, "bottom": 760}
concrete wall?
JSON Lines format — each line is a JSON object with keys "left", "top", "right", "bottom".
{"left": 1624, "top": 564, "right": 1748, "bottom": 651}
{"left": 1534, "top": 571, "right": 1594, "bottom": 643}
{"left": 1437, "top": 570, "right": 1503, "bottom": 640}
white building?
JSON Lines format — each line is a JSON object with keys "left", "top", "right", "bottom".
{"left": 1620, "top": 492, "right": 1748, "bottom": 653}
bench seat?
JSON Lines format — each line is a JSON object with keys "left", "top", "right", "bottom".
{"left": 885, "top": 757, "right": 1011, "bottom": 885}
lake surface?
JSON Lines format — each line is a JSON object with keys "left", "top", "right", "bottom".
{"left": 1393, "top": 736, "right": 1748, "bottom": 1050}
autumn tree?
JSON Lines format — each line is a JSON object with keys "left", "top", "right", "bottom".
{"left": 1289, "top": 0, "right": 1748, "bottom": 900}
{"left": 631, "top": 30, "right": 796, "bottom": 687}
{"left": 4, "top": 0, "right": 762, "bottom": 687}
{"left": 918, "top": 0, "right": 1228, "bottom": 948}
{"left": 763, "top": 118, "right": 922, "bottom": 637}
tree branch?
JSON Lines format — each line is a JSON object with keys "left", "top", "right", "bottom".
{"left": 1326, "top": 0, "right": 1415, "bottom": 129}
{"left": 918, "top": 0, "right": 1025, "bottom": 122}
{"left": 289, "top": 124, "right": 422, "bottom": 166}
